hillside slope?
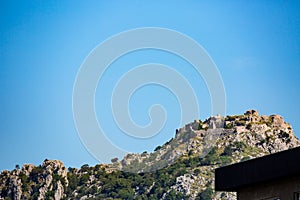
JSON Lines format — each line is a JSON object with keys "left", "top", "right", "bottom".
{"left": 1, "top": 110, "right": 299, "bottom": 200}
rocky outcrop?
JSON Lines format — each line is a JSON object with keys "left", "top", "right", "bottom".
{"left": 8, "top": 171, "right": 22, "bottom": 200}
{"left": 54, "top": 181, "right": 64, "bottom": 200}
{"left": 116, "top": 110, "right": 299, "bottom": 199}
{"left": 21, "top": 164, "right": 35, "bottom": 176}
{"left": 0, "top": 160, "right": 68, "bottom": 200}
{"left": 37, "top": 160, "right": 68, "bottom": 200}
{"left": 0, "top": 110, "right": 299, "bottom": 200}
{"left": 172, "top": 174, "right": 197, "bottom": 197}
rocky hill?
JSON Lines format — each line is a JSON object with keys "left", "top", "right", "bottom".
{"left": 1, "top": 110, "right": 299, "bottom": 200}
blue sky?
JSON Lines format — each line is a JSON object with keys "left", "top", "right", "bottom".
{"left": 1, "top": 1, "right": 300, "bottom": 170}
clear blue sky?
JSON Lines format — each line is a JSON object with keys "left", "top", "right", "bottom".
{"left": 1, "top": 1, "right": 299, "bottom": 170}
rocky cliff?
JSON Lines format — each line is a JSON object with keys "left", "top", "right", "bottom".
{"left": 0, "top": 160, "right": 68, "bottom": 200}
{"left": 0, "top": 110, "right": 299, "bottom": 200}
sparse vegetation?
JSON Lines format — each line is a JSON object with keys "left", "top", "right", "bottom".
{"left": 224, "top": 122, "right": 234, "bottom": 129}
{"left": 0, "top": 111, "right": 299, "bottom": 200}
{"left": 196, "top": 186, "right": 213, "bottom": 200}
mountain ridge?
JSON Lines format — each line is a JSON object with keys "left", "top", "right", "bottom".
{"left": 1, "top": 110, "right": 299, "bottom": 200}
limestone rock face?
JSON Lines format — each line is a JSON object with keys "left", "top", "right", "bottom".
{"left": 245, "top": 109, "right": 259, "bottom": 116}
{"left": 54, "top": 181, "right": 64, "bottom": 200}
{"left": 172, "top": 174, "right": 196, "bottom": 196}
{"left": 21, "top": 164, "right": 35, "bottom": 176}
{"left": 43, "top": 160, "right": 67, "bottom": 178}
{"left": 0, "top": 160, "right": 68, "bottom": 200}
{"left": 0, "top": 110, "right": 299, "bottom": 200}
{"left": 117, "top": 110, "right": 300, "bottom": 199}
{"left": 37, "top": 160, "right": 68, "bottom": 200}
{"left": 8, "top": 171, "right": 22, "bottom": 200}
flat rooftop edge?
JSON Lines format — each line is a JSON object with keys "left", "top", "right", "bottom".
{"left": 215, "top": 146, "right": 300, "bottom": 191}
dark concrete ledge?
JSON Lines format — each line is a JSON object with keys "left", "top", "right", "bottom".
{"left": 215, "top": 147, "right": 300, "bottom": 191}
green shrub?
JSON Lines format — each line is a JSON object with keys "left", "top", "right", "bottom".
{"left": 196, "top": 187, "right": 213, "bottom": 200}
{"left": 224, "top": 123, "right": 234, "bottom": 129}
{"left": 222, "top": 141, "right": 246, "bottom": 156}
{"left": 234, "top": 141, "right": 246, "bottom": 150}
{"left": 194, "top": 168, "right": 201, "bottom": 176}
{"left": 45, "top": 190, "right": 55, "bottom": 199}
{"left": 30, "top": 166, "right": 43, "bottom": 183}
{"left": 118, "top": 188, "right": 134, "bottom": 199}
{"left": 111, "top": 157, "right": 118, "bottom": 163}
{"left": 219, "top": 156, "right": 232, "bottom": 166}
{"left": 236, "top": 120, "right": 246, "bottom": 126}
{"left": 241, "top": 156, "right": 250, "bottom": 162}
{"left": 246, "top": 123, "right": 253, "bottom": 129}
{"left": 223, "top": 146, "right": 234, "bottom": 156}
{"left": 154, "top": 146, "right": 161, "bottom": 151}
{"left": 201, "top": 147, "right": 219, "bottom": 165}
{"left": 79, "top": 174, "right": 89, "bottom": 185}
{"left": 80, "top": 164, "right": 90, "bottom": 172}
{"left": 225, "top": 115, "right": 238, "bottom": 121}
